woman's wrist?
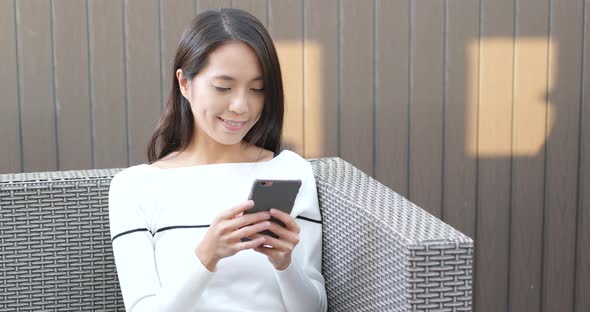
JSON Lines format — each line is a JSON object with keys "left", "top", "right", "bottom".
{"left": 274, "top": 259, "right": 291, "bottom": 271}
{"left": 195, "top": 245, "right": 218, "bottom": 272}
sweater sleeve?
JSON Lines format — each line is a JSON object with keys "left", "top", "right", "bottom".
{"left": 273, "top": 160, "right": 328, "bottom": 312}
{"left": 108, "top": 168, "right": 215, "bottom": 312}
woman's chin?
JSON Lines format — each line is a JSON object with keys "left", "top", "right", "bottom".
{"left": 213, "top": 134, "right": 246, "bottom": 146}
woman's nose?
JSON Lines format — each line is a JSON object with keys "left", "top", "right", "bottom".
{"left": 228, "top": 92, "right": 248, "bottom": 114}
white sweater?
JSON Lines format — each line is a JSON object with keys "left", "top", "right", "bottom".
{"left": 108, "top": 150, "right": 327, "bottom": 312}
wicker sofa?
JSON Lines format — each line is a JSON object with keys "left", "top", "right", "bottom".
{"left": 0, "top": 157, "right": 473, "bottom": 311}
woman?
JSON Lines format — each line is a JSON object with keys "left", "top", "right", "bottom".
{"left": 108, "top": 8, "right": 327, "bottom": 312}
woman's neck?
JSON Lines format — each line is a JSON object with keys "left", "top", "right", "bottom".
{"left": 182, "top": 138, "right": 251, "bottom": 165}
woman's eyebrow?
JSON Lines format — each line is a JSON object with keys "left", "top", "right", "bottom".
{"left": 212, "top": 75, "right": 235, "bottom": 81}
{"left": 212, "top": 75, "right": 263, "bottom": 81}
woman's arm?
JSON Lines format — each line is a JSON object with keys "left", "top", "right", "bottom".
{"left": 109, "top": 169, "right": 273, "bottom": 311}
{"left": 109, "top": 170, "right": 215, "bottom": 311}
{"left": 255, "top": 161, "right": 328, "bottom": 312}
{"left": 112, "top": 232, "right": 215, "bottom": 311}
{"left": 272, "top": 218, "right": 327, "bottom": 312}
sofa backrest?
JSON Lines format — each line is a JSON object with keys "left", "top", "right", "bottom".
{"left": 1, "top": 158, "right": 474, "bottom": 312}
{"left": 0, "top": 168, "right": 125, "bottom": 311}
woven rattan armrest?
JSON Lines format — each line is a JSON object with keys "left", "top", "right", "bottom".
{"left": 310, "top": 158, "right": 473, "bottom": 312}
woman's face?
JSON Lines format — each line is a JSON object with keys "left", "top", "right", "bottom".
{"left": 177, "top": 41, "right": 265, "bottom": 146}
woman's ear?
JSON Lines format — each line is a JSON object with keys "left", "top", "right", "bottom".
{"left": 176, "top": 69, "right": 190, "bottom": 99}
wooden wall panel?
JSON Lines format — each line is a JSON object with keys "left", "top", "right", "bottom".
{"left": 89, "top": 0, "right": 127, "bottom": 169}
{"left": 233, "top": 0, "right": 267, "bottom": 26}
{"left": 197, "top": 0, "right": 231, "bottom": 13}
{"left": 374, "top": 0, "right": 410, "bottom": 197}
{"left": 339, "top": 0, "right": 374, "bottom": 175}
{"left": 576, "top": 3, "right": 590, "bottom": 310}
{"left": 125, "top": 0, "right": 162, "bottom": 165}
{"left": 17, "top": 0, "right": 57, "bottom": 172}
{"left": 269, "top": 0, "right": 303, "bottom": 154}
{"left": 53, "top": 0, "right": 92, "bottom": 170}
{"left": 509, "top": 0, "right": 549, "bottom": 311}
{"left": 409, "top": 0, "right": 444, "bottom": 217}
{"left": 476, "top": 0, "right": 514, "bottom": 311}
{"left": 303, "top": 0, "right": 339, "bottom": 158}
{"left": 1, "top": 3, "right": 590, "bottom": 311}
{"left": 161, "top": 0, "right": 195, "bottom": 112}
{"left": 444, "top": 0, "right": 478, "bottom": 244}
{"left": 0, "top": 0, "right": 21, "bottom": 173}
{"left": 543, "top": 0, "right": 584, "bottom": 310}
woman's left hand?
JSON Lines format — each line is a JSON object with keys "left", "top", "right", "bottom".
{"left": 251, "top": 208, "right": 300, "bottom": 271}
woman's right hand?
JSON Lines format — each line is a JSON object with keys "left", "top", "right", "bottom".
{"left": 195, "top": 200, "right": 271, "bottom": 272}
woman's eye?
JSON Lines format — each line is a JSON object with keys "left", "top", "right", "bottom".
{"left": 251, "top": 88, "right": 264, "bottom": 93}
{"left": 214, "top": 86, "right": 231, "bottom": 92}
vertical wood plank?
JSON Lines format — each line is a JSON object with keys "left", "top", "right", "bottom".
{"left": 409, "top": 0, "right": 444, "bottom": 217}
{"left": 445, "top": 0, "right": 478, "bottom": 242}
{"left": 0, "top": 0, "right": 21, "bottom": 173}
{"left": 340, "top": 0, "right": 374, "bottom": 175}
{"left": 303, "top": 0, "right": 339, "bottom": 158}
{"left": 543, "top": 0, "right": 584, "bottom": 310}
{"left": 232, "top": 0, "right": 267, "bottom": 27}
{"left": 374, "top": 0, "right": 410, "bottom": 196}
{"left": 89, "top": 0, "right": 128, "bottom": 169}
{"left": 53, "top": 0, "right": 92, "bottom": 170}
{"left": 197, "top": 0, "right": 231, "bottom": 13}
{"left": 476, "top": 0, "right": 514, "bottom": 311}
{"left": 509, "top": 0, "right": 549, "bottom": 311}
{"left": 161, "top": 0, "right": 195, "bottom": 111}
{"left": 576, "top": 3, "right": 590, "bottom": 310}
{"left": 269, "top": 0, "right": 303, "bottom": 154}
{"left": 125, "top": 0, "right": 162, "bottom": 165}
{"left": 17, "top": 0, "right": 57, "bottom": 172}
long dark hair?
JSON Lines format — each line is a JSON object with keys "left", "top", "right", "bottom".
{"left": 147, "top": 8, "right": 284, "bottom": 163}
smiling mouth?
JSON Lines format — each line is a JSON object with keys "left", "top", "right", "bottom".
{"left": 218, "top": 117, "right": 247, "bottom": 131}
{"left": 219, "top": 117, "right": 246, "bottom": 126}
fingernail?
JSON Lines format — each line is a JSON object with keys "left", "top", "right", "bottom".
{"left": 269, "top": 208, "right": 277, "bottom": 215}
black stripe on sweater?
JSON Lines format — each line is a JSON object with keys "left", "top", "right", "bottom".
{"left": 112, "top": 217, "right": 322, "bottom": 241}
{"left": 296, "top": 216, "right": 322, "bottom": 224}
{"left": 155, "top": 225, "right": 210, "bottom": 234}
{"left": 111, "top": 228, "right": 150, "bottom": 242}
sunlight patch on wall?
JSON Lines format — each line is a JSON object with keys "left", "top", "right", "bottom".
{"left": 467, "top": 38, "right": 556, "bottom": 157}
{"left": 275, "top": 40, "right": 323, "bottom": 157}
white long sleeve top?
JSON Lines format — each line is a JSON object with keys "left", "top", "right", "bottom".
{"left": 108, "top": 150, "right": 327, "bottom": 312}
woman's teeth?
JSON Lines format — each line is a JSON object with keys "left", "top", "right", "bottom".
{"left": 223, "top": 119, "right": 245, "bottom": 126}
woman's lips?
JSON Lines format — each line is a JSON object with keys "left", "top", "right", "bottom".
{"left": 219, "top": 117, "right": 247, "bottom": 131}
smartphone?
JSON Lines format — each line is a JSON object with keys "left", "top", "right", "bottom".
{"left": 242, "top": 179, "right": 302, "bottom": 240}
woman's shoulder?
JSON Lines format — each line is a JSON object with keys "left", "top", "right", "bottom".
{"left": 275, "top": 150, "right": 313, "bottom": 173}
{"left": 110, "top": 164, "right": 152, "bottom": 189}
{"left": 276, "top": 149, "right": 304, "bottom": 162}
